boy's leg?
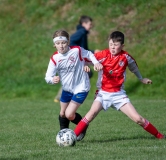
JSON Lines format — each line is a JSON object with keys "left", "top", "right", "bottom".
{"left": 65, "top": 101, "right": 81, "bottom": 121}
{"left": 70, "top": 112, "right": 86, "bottom": 141}
{"left": 58, "top": 90, "right": 73, "bottom": 130}
{"left": 67, "top": 91, "right": 89, "bottom": 123}
{"left": 71, "top": 112, "right": 82, "bottom": 124}
{"left": 59, "top": 101, "right": 70, "bottom": 130}
{"left": 65, "top": 92, "right": 89, "bottom": 139}
{"left": 59, "top": 115, "right": 70, "bottom": 130}
{"left": 74, "top": 100, "right": 103, "bottom": 137}
{"left": 65, "top": 101, "right": 85, "bottom": 141}
{"left": 142, "top": 119, "right": 164, "bottom": 139}
{"left": 120, "top": 102, "right": 164, "bottom": 139}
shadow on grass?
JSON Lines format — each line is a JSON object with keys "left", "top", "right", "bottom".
{"left": 85, "top": 135, "right": 155, "bottom": 143}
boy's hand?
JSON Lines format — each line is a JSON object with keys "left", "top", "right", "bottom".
{"left": 94, "top": 63, "right": 103, "bottom": 71}
{"left": 53, "top": 76, "right": 60, "bottom": 84}
{"left": 84, "top": 66, "right": 90, "bottom": 72}
{"left": 141, "top": 78, "right": 152, "bottom": 84}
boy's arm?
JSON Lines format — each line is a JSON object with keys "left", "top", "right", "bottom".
{"left": 45, "top": 60, "right": 58, "bottom": 84}
{"left": 84, "top": 65, "right": 91, "bottom": 73}
{"left": 81, "top": 47, "right": 99, "bottom": 64}
{"left": 128, "top": 61, "right": 152, "bottom": 84}
{"left": 140, "top": 78, "right": 152, "bottom": 84}
{"left": 81, "top": 47, "right": 103, "bottom": 71}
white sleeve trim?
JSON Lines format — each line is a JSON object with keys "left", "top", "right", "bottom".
{"left": 81, "top": 47, "right": 99, "bottom": 64}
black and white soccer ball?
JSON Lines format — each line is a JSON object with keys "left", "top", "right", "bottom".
{"left": 56, "top": 128, "right": 77, "bottom": 147}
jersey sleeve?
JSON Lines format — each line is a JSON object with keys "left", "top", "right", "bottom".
{"left": 126, "top": 54, "right": 139, "bottom": 72}
{"left": 45, "top": 58, "right": 57, "bottom": 84}
{"left": 80, "top": 47, "right": 99, "bottom": 64}
{"left": 126, "top": 54, "right": 143, "bottom": 80}
{"left": 94, "top": 50, "right": 107, "bottom": 64}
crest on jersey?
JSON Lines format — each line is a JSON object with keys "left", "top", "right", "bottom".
{"left": 69, "top": 56, "right": 75, "bottom": 63}
{"left": 119, "top": 60, "right": 124, "bottom": 67}
{"left": 109, "top": 70, "right": 113, "bottom": 74}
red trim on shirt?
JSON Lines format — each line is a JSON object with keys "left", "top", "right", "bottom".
{"left": 70, "top": 46, "right": 83, "bottom": 61}
{"left": 50, "top": 51, "right": 58, "bottom": 65}
{"left": 84, "top": 58, "right": 91, "bottom": 62}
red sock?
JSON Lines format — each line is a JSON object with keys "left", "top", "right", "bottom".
{"left": 143, "top": 119, "right": 164, "bottom": 139}
{"left": 74, "top": 117, "right": 89, "bottom": 136}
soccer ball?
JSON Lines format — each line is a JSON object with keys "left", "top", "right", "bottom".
{"left": 56, "top": 128, "right": 77, "bottom": 147}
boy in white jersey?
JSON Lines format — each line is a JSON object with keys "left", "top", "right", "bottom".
{"left": 74, "top": 31, "right": 165, "bottom": 140}
{"left": 54, "top": 15, "right": 100, "bottom": 103}
{"left": 45, "top": 30, "right": 103, "bottom": 140}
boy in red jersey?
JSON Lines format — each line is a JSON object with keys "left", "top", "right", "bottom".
{"left": 74, "top": 31, "right": 165, "bottom": 141}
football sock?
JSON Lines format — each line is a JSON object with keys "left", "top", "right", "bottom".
{"left": 71, "top": 112, "right": 82, "bottom": 125}
{"left": 59, "top": 115, "right": 70, "bottom": 130}
{"left": 74, "top": 117, "right": 89, "bottom": 136}
{"left": 142, "top": 119, "right": 164, "bottom": 139}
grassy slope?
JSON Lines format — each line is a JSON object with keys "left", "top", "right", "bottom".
{"left": 0, "top": 0, "right": 166, "bottom": 99}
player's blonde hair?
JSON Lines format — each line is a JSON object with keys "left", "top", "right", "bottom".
{"left": 53, "top": 30, "right": 69, "bottom": 39}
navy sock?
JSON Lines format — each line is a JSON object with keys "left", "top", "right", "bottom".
{"left": 71, "top": 112, "right": 82, "bottom": 125}
{"left": 59, "top": 115, "right": 70, "bottom": 130}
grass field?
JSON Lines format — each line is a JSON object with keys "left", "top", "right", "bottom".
{"left": 1, "top": 98, "right": 166, "bottom": 160}
{"left": 1, "top": 0, "right": 166, "bottom": 160}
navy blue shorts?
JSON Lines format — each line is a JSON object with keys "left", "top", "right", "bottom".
{"left": 60, "top": 90, "right": 89, "bottom": 104}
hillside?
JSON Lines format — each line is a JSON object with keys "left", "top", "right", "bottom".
{"left": 0, "top": 0, "right": 166, "bottom": 99}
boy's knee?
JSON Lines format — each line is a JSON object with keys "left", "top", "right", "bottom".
{"left": 60, "top": 112, "right": 66, "bottom": 118}
{"left": 65, "top": 112, "right": 75, "bottom": 121}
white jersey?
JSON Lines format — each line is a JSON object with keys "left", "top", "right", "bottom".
{"left": 45, "top": 46, "right": 99, "bottom": 94}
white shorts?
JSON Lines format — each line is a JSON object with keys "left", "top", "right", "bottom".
{"left": 95, "top": 89, "right": 130, "bottom": 111}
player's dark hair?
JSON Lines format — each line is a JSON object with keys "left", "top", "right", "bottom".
{"left": 108, "top": 31, "right": 124, "bottom": 44}
{"left": 53, "top": 30, "right": 70, "bottom": 41}
{"left": 79, "top": 15, "right": 93, "bottom": 25}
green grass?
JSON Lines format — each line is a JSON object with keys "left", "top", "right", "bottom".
{"left": 1, "top": 1, "right": 166, "bottom": 159}
{"left": 1, "top": 98, "right": 166, "bottom": 160}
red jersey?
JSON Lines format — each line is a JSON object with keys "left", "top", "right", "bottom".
{"left": 95, "top": 49, "right": 138, "bottom": 92}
